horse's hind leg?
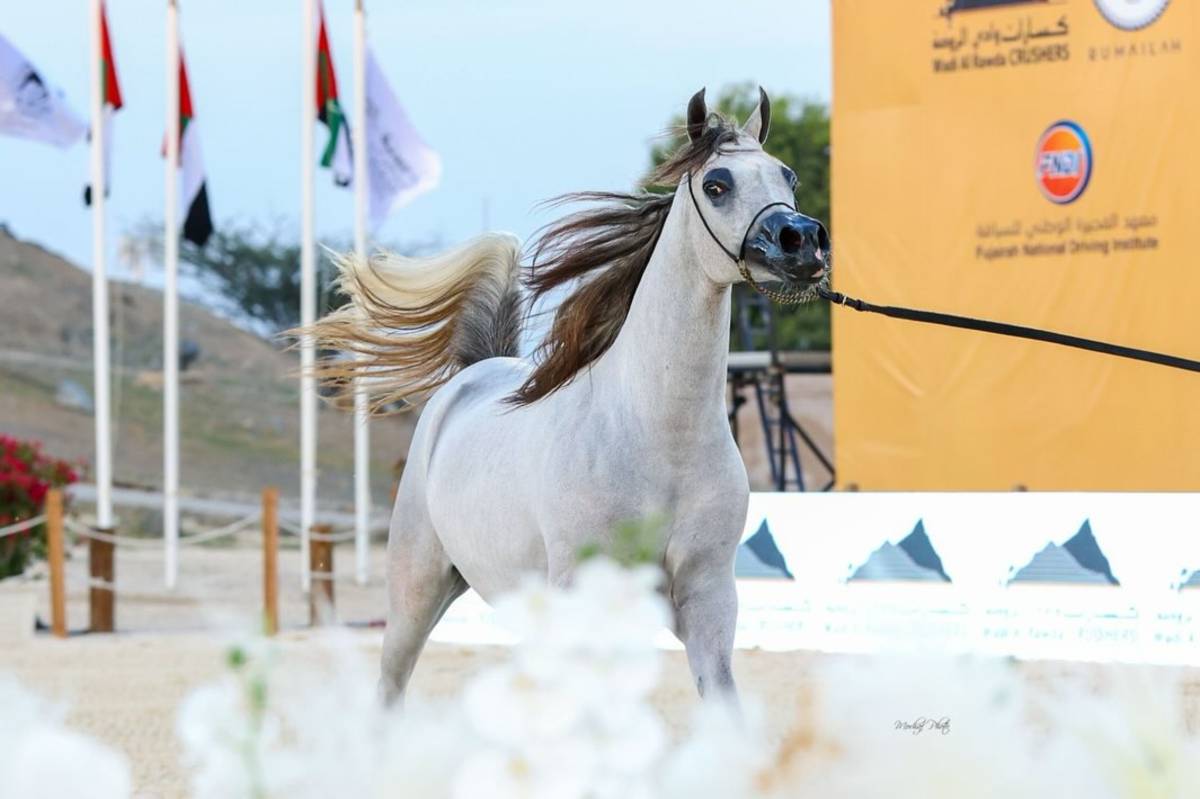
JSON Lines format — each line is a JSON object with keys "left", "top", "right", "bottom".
{"left": 378, "top": 495, "right": 466, "bottom": 705}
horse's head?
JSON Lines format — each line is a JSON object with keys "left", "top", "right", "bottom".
{"left": 680, "top": 87, "right": 830, "bottom": 300}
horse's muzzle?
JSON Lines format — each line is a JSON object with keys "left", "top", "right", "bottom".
{"left": 744, "top": 210, "right": 830, "bottom": 283}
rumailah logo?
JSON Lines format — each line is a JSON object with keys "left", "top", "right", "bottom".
{"left": 1094, "top": 0, "right": 1170, "bottom": 30}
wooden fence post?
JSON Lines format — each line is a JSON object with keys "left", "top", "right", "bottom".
{"left": 88, "top": 527, "right": 115, "bottom": 633}
{"left": 309, "top": 523, "right": 335, "bottom": 626}
{"left": 262, "top": 487, "right": 279, "bottom": 636}
{"left": 45, "top": 489, "right": 66, "bottom": 638}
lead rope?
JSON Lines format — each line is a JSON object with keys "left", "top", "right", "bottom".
{"left": 817, "top": 287, "right": 1200, "bottom": 374}
{"left": 687, "top": 174, "right": 1200, "bottom": 373}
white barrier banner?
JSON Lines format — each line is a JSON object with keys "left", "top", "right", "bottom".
{"left": 431, "top": 493, "right": 1200, "bottom": 664}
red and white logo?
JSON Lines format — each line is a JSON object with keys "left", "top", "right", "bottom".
{"left": 1035, "top": 121, "right": 1093, "bottom": 205}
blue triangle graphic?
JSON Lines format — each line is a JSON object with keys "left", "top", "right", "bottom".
{"left": 738, "top": 520, "right": 794, "bottom": 580}
{"left": 848, "top": 520, "right": 950, "bottom": 583}
{"left": 1009, "top": 519, "right": 1119, "bottom": 586}
{"left": 897, "top": 520, "right": 951, "bottom": 582}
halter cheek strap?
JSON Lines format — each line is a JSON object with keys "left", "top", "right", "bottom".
{"left": 685, "top": 173, "right": 812, "bottom": 305}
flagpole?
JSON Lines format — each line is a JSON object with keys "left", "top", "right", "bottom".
{"left": 300, "top": 0, "right": 318, "bottom": 592}
{"left": 163, "top": 0, "right": 181, "bottom": 588}
{"left": 352, "top": 0, "right": 370, "bottom": 586}
{"left": 89, "top": 0, "right": 114, "bottom": 535}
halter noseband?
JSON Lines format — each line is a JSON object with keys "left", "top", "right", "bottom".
{"left": 685, "top": 173, "right": 812, "bottom": 305}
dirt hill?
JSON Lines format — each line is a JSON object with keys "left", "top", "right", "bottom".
{"left": 0, "top": 225, "right": 415, "bottom": 511}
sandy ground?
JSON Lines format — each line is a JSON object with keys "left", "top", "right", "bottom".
{"left": 3, "top": 541, "right": 1198, "bottom": 798}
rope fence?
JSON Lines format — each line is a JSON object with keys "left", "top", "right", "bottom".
{"left": 34, "top": 486, "right": 366, "bottom": 638}
{"left": 309, "top": 528, "right": 356, "bottom": 544}
{"left": 63, "top": 517, "right": 162, "bottom": 548}
{"left": 62, "top": 512, "right": 262, "bottom": 548}
{"left": 278, "top": 517, "right": 387, "bottom": 538}
{"left": 273, "top": 517, "right": 361, "bottom": 627}
{"left": 0, "top": 514, "right": 47, "bottom": 540}
{"left": 85, "top": 577, "right": 117, "bottom": 592}
{"left": 277, "top": 518, "right": 304, "bottom": 538}
{"left": 177, "top": 512, "right": 261, "bottom": 547}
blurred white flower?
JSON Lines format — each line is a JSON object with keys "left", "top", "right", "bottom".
{"left": 0, "top": 674, "right": 131, "bottom": 799}
{"left": 1036, "top": 667, "right": 1200, "bottom": 799}
{"left": 565, "top": 646, "right": 662, "bottom": 719}
{"left": 583, "top": 702, "right": 667, "bottom": 776}
{"left": 659, "top": 699, "right": 772, "bottom": 799}
{"left": 463, "top": 557, "right": 673, "bottom": 796}
{"left": 810, "top": 655, "right": 1042, "bottom": 799}
{"left": 375, "top": 699, "right": 473, "bottom": 798}
{"left": 570, "top": 560, "right": 671, "bottom": 653}
{"left": 462, "top": 664, "right": 584, "bottom": 744}
{"left": 453, "top": 739, "right": 595, "bottom": 799}
{"left": 4, "top": 728, "right": 132, "bottom": 799}
{"left": 492, "top": 574, "right": 578, "bottom": 642}
{"left": 0, "top": 673, "right": 52, "bottom": 745}
{"left": 176, "top": 635, "right": 292, "bottom": 799}
{"left": 262, "top": 633, "right": 386, "bottom": 799}
{"left": 177, "top": 675, "right": 277, "bottom": 799}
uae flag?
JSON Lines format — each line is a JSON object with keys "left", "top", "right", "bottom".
{"left": 83, "top": 3, "right": 123, "bottom": 205}
{"left": 0, "top": 33, "right": 86, "bottom": 148}
{"left": 316, "top": 4, "right": 351, "bottom": 187}
{"left": 174, "top": 53, "right": 213, "bottom": 247}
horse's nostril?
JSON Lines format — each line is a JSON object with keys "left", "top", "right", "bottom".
{"left": 778, "top": 225, "right": 804, "bottom": 255}
{"left": 816, "top": 224, "right": 830, "bottom": 253}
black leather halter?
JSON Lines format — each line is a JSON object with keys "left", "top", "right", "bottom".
{"left": 685, "top": 173, "right": 813, "bottom": 305}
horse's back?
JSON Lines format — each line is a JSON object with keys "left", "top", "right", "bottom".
{"left": 409, "top": 355, "right": 532, "bottom": 473}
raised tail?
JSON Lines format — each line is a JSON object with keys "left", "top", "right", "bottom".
{"left": 300, "top": 233, "right": 524, "bottom": 413}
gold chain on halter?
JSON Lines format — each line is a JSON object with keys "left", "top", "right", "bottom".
{"left": 735, "top": 258, "right": 813, "bottom": 305}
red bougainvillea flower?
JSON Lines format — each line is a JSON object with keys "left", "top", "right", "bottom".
{"left": 1, "top": 435, "right": 79, "bottom": 576}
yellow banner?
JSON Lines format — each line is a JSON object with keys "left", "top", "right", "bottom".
{"left": 831, "top": 0, "right": 1199, "bottom": 489}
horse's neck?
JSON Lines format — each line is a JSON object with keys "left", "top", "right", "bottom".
{"left": 595, "top": 204, "right": 731, "bottom": 439}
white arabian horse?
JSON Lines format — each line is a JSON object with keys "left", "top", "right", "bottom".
{"left": 307, "top": 88, "right": 829, "bottom": 703}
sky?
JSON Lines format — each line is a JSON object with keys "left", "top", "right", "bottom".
{"left": 2, "top": 0, "right": 831, "bottom": 288}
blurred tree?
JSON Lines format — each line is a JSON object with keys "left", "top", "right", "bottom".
{"left": 648, "top": 83, "right": 831, "bottom": 352}
{"left": 131, "top": 220, "right": 383, "bottom": 336}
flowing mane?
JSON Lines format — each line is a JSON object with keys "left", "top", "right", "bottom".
{"left": 510, "top": 115, "right": 742, "bottom": 404}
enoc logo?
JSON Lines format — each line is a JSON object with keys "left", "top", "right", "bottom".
{"left": 1095, "top": 0, "right": 1170, "bottom": 30}
{"left": 1035, "top": 121, "right": 1092, "bottom": 205}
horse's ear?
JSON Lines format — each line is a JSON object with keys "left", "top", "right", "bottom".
{"left": 743, "top": 86, "right": 771, "bottom": 145}
{"left": 687, "top": 88, "right": 707, "bottom": 142}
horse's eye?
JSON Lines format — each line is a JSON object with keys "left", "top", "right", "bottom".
{"left": 781, "top": 166, "right": 798, "bottom": 189}
{"left": 703, "top": 181, "right": 729, "bottom": 199}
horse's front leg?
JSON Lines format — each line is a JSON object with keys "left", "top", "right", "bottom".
{"left": 668, "top": 558, "right": 739, "bottom": 701}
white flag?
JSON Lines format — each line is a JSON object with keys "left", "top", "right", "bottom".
{"left": 0, "top": 33, "right": 85, "bottom": 148}
{"left": 365, "top": 48, "right": 441, "bottom": 228}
